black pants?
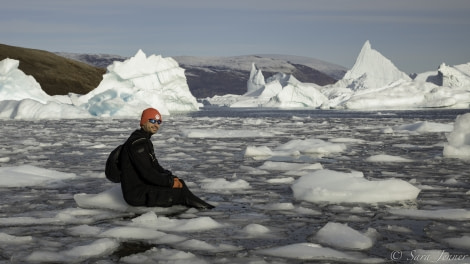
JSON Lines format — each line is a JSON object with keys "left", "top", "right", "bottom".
{"left": 126, "top": 179, "right": 210, "bottom": 208}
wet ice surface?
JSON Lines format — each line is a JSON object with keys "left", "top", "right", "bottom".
{"left": 1, "top": 109, "right": 470, "bottom": 263}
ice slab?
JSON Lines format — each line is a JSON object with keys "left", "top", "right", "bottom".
{"left": 389, "top": 208, "right": 470, "bottom": 221}
{"left": 74, "top": 185, "right": 188, "bottom": 215}
{"left": 256, "top": 242, "right": 382, "bottom": 263}
{"left": 292, "top": 169, "right": 421, "bottom": 203}
{"left": 0, "top": 165, "right": 76, "bottom": 187}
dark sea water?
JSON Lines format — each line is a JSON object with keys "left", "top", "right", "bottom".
{"left": 1, "top": 108, "right": 469, "bottom": 263}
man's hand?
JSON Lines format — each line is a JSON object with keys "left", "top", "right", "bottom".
{"left": 172, "top": 177, "right": 183, "bottom": 188}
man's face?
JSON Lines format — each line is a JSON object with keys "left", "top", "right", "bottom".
{"left": 141, "top": 119, "right": 161, "bottom": 134}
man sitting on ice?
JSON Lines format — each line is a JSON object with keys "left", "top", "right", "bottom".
{"left": 119, "top": 107, "right": 214, "bottom": 210}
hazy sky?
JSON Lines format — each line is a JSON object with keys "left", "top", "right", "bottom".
{"left": 1, "top": 0, "right": 469, "bottom": 73}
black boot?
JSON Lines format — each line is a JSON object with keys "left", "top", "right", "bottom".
{"left": 179, "top": 179, "right": 215, "bottom": 209}
{"left": 185, "top": 193, "right": 215, "bottom": 209}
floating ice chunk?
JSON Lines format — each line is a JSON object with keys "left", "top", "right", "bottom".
{"left": 267, "top": 177, "right": 295, "bottom": 184}
{"left": 60, "top": 238, "right": 119, "bottom": 258}
{"left": 0, "top": 232, "right": 33, "bottom": 244}
{"left": 314, "top": 222, "right": 375, "bottom": 250}
{"left": 25, "top": 238, "right": 119, "bottom": 263}
{"left": 329, "top": 137, "right": 365, "bottom": 143}
{"left": 263, "top": 202, "right": 295, "bottom": 211}
{"left": 292, "top": 169, "right": 420, "bottom": 203}
{"left": 0, "top": 165, "right": 76, "bottom": 187}
{"left": 256, "top": 242, "right": 382, "bottom": 262}
{"left": 200, "top": 178, "right": 251, "bottom": 191}
{"left": 176, "top": 239, "right": 242, "bottom": 253}
{"left": 389, "top": 208, "right": 470, "bottom": 221}
{"left": 243, "top": 146, "right": 273, "bottom": 157}
{"left": 241, "top": 223, "right": 271, "bottom": 235}
{"left": 294, "top": 207, "right": 322, "bottom": 215}
{"left": 385, "top": 225, "right": 413, "bottom": 233}
{"left": 100, "top": 226, "right": 188, "bottom": 244}
{"left": 131, "top": 212, "right": 224, "bottom": 232}
{"left": 101, "top": 226, "right": 172, "bottom": 239}
{"left": 443, "top": 113, "right": 470, "bottom": 159}
{"left": 443, "top": 236, "right": 470, "bottom": 250}
{"left": 382, "top": 127, "right": 395, "bottom": 134}
{"left": 181, "top": 129, "right": 273, "bottom": 138}
{"left": 366, "top": 154, "right": 413, "bottom": 162}
{"left": 67, "top": 225, "right": 103, "bottom": 237}
{"left": 74, "top": 185, "right": 130, "bottom": 212}
{"left": 120, "top": 247, "right": 206, "bottom": 264}
{"left": 258, "top": 161, "right": 323, "bottom": 171}
{"left": 275, "top": 138, "right": 346, "bottom": 154}
{"left": 394, "top": 121, "right": 453, "bottom": 133}
{"left": 239, "top": 165, "right": 269, "bottom": 175}
{"left": 55, "top": 208, "right": 124, "bottom": 224}
{"left": 0, "top": 207, "right": 124, "bottom": 227}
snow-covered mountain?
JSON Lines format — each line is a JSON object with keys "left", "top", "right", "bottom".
{"left": 54, "top": 52, "right": 128, "bottom": 69}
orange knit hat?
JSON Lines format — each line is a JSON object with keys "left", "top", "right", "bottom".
{"left": 140, "top": 108, "right": 162, "bottom": 126}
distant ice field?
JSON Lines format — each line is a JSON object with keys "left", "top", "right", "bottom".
{"left": 0, "top": 108, "right": 469, "bottom": 263}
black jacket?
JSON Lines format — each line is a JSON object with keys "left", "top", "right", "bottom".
{"left": 119, "top": 129, "right": 175, "bottom": 206}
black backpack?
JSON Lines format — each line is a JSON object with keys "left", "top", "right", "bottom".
{"left": 105, "top": 144, "right": 123, "bottom": 183}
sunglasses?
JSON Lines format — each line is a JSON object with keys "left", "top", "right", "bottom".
{"left": 148, "top": 119, "right": 162, "bottom": 125}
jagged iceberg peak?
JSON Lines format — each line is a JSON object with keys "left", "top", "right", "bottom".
{"left": 438, "top": 62, "right": 470, "bottom": 88}
{"left": 247, "top": 63, "right": 266, "bottom": 93}
{"left": 336, "top": 40, "right": 411, "bottom": 91}
{"left": 107, "top": 49, "right": 180, "bottom": 80}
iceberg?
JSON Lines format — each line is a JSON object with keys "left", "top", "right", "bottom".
{"left": 264, "top": 74, "right": 328, "bottom": 108}
{"left": 443, "top": 113, "right": 470, "bottom": 159}
{"left": 333, "top": 40, "right": 411, "bottom": 91}
{"left": 207, "top": 40, "right": 470, "bottom": 110}
{"left": 439, "top": 62, "right": 470, "bottom": 88}
{"left": 0, "top": 58, "right": 53, "bottom": 104}
{"left": 76, "top": 49, "right": 199, "bottom": 117}
{"left": 1, "top": 41, "right": 470, "bottom": 119}
{"left": 323, "top": 41, "right": 470, "bottom": 109}
{"left": 246, "top": 63, "right": 265, "bottom": 94}
{"left": 0, "top": 50, "right": 199, "bottom": 120}
{"left": 209, "top": 64, "right": 328, "bottom": 108}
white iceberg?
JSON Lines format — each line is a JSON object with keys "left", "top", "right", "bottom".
{"left": 0, "top": 50, "right": 199, "bottom": 120}
{"left": 76, "top": 49, "right": 199, "bottom": 117}
{"left": 443, "top": 113, "right": 470, "bottom": 159}
{"left": 0, "top": 58, "right": 53, "bottom": 104}
{"left": 333, "top": 40, "right": 411, "bottom": 91}
{"left": 207, "top": 40, "right": 470, "bottom": 110}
